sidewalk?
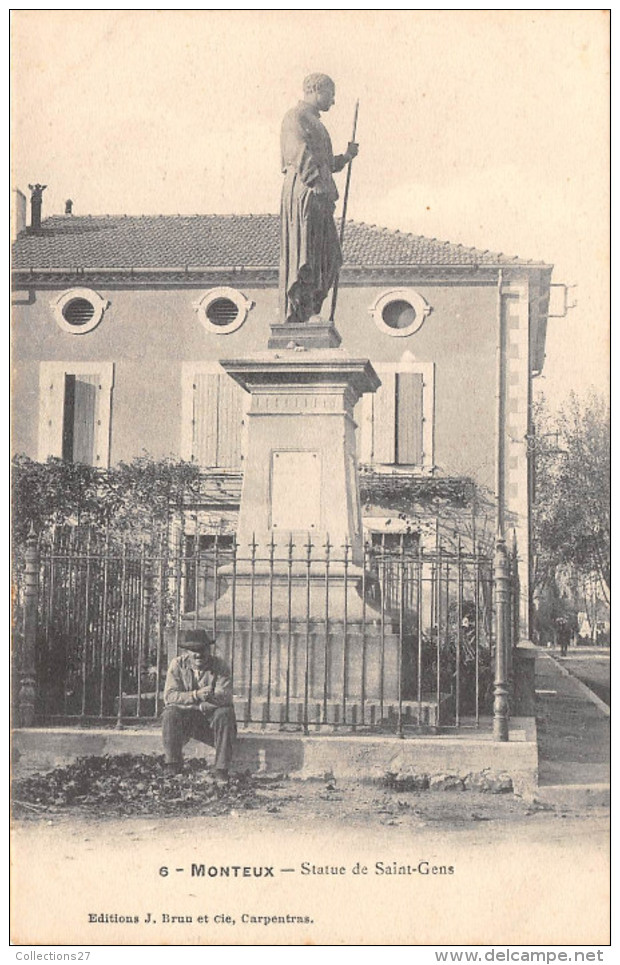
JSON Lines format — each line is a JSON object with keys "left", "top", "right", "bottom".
{"left": 533, "top": 648, "right": 610, "bottom": 806}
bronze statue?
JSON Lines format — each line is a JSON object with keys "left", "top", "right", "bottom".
{"left": 279, "top": 74, "right": 358, "bottom": 325}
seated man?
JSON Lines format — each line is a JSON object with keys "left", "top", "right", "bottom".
{"left": 162, "top": 628, "right": 237, "bottom": 783}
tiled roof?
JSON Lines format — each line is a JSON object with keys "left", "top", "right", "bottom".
{"left": 11, "top": 213, "right": 545, "bottom": 270}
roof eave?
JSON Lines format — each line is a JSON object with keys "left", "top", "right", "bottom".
{"left": 12, "top": 261, "right": 550, "bottom": 282}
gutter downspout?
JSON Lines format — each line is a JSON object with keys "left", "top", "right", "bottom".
{"left": 495, "top": 269, "right": 506, "bottom": 542}
{"left": 493, "top": 268, "right": 510, "bottom": 741}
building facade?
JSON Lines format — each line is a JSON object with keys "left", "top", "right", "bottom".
{"left": 12, "top": 209, "right": 553, "bottom": 634}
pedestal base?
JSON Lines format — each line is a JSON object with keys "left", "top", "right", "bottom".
{"left": 174, "top": 611, "right": 401, "bottom": 705}
{"left": 214, "top": 562, "right": 374, "bottom": 621}
{"left": 267, "top": 318, "right": 342, "bottom": 350}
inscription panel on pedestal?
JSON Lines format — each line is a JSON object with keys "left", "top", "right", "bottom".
{"left": 271, "top": 450, "right": 321, "bottom": 531}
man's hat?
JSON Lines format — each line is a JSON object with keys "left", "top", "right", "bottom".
{"left": 178, "top": 628, "right": 216, "bottom": 652}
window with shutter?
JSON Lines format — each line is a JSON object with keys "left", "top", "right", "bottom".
{"left": 359, "top": 360, "right": 434, "bottom": 471}
{"left": 181, "top": 363, "right": 249, "bottom": 468}
{"left": 38, "top": 362, "right": 114, "bottom": 467}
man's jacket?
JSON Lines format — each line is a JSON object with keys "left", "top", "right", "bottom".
{"left": 163, "top": 652, "right": 234, "bottom": 709}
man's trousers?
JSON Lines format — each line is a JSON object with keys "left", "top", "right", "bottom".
{"left": 162, "top": 705, "right": 237, "bottom": 770}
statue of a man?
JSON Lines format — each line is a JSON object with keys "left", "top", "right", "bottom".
{"left": 279, "top": 74, "right": 358, "bottom": 325}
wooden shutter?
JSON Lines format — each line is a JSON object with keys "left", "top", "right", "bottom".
{"left": 217, "top": 372, "right": 244, "bottom": 469}
{"left": 372, "top": 371, "right": 396, "bottom": 464}
{"left": 73, "top": 374, "right": 98, "bottom": 465}
{"left": 396, "top": 371, "right": 424, "bottom": 465}
{"left": 191, "top": 370, "right": 246, "bottom": 468}
{"left": 39, "top": 366, "right": 64, "bottom": 460}
{"left": 192, "top": 372, "right": 220, "bottom": 466}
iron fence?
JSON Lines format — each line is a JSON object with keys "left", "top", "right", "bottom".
{"left": 15, "top": 525, "right": 518, "bottom": 735}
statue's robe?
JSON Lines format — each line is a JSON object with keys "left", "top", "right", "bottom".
{"left": 279, "top": 101, "right": 348, "bottom": 324}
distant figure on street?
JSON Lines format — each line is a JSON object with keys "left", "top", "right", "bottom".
{"left": 555, "top": 617, "right": 570, "bottom": 657}
{"left": 162, "top": 628, "right": 237, "bottom": 784}
{"left": 279, "top": 73, "right": 358, "bottom": 324}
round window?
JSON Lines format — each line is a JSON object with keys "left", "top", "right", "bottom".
{"left": 369, "top": 289, "right": 431, "bottom": 337}
{"left": 52, "top": 288, "right": 109, "bottom": 335}
{"left": 382, "top": 299, "right": 417, "bottom": 331}
{"left": 206, "top": 297, "right": 240, "bottom": 327}
{"left": 62, "top": 297, "right": 96, "bottom": 327}
{"left": 195, "top": 287, "right": 254, "bottom": 335}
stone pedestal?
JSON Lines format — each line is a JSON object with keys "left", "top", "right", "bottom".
{"left": 221, "top": 346, "right": 380, "bottom": 566}
{"left": 198, "top": 339, "right": 388, "bottom": 713}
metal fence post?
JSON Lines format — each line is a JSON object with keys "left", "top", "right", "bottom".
{"left": 19, "top": 524, "right": 39, "bottom": 726}
{"left": 511, "top": 530, "right": 520, "bottom": 652}
{"left": 493, "top": 535, "right": 510, "bottom": 741}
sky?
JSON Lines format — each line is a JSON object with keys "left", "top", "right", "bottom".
{"left": 11, "top": 9, "right": 609, "bottom": 411}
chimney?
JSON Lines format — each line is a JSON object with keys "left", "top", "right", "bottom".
{"left": 28, "top": 183, "right": 47, "bottom": 230}
{"left": 11, "top": 188, "right": 27, "bottom": 240}
{"left": 65, "top": 199, "right": 73, "bottom": 215}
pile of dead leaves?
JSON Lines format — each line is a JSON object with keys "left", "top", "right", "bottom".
{"left": 12, "top": 754, "right": 285, "bottom": 818}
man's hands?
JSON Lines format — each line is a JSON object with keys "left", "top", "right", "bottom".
{"left": 194, "top": 686, "right": 213, "bottom": 701}
{"left": 194, "top": 687, "right": 219, "bottom": 713}
{"left": 346, "top": 141, "right": 359, "bottom": 162}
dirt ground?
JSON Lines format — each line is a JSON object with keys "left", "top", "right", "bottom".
{"left": 11, "top": 749, "right": 610, "bottom": 858}
{"left": 12, "top": 768, "right": 607, "bottom": 830}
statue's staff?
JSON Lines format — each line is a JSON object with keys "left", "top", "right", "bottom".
{"left": 329, "top": 99, "right": 360, "bottom": 322}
